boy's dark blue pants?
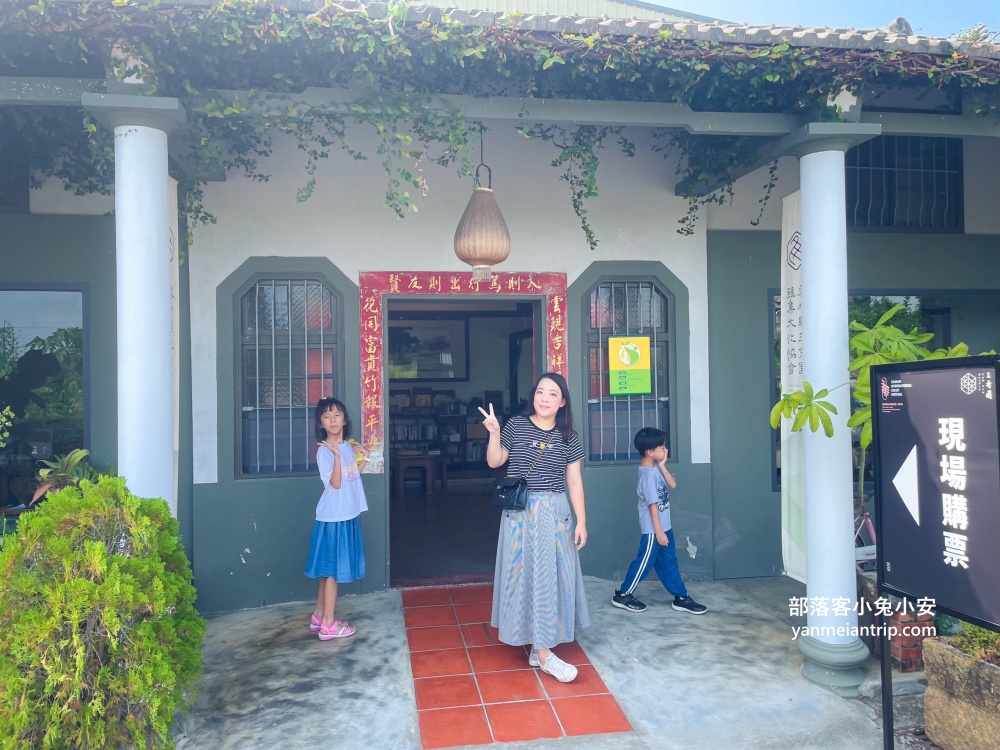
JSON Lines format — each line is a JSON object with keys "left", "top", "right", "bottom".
{"left": 620, "top": 529, "right": 688, "bottom": 598}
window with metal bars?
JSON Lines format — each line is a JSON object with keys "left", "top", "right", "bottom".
{"left": 846, "top": 136, "right": 963, "bottom": 231}
{"left": 238, "top": 277, "right": 340, "bottom": 476}
{"left": 585, "top": 280, "right": 674, "bottom": 462}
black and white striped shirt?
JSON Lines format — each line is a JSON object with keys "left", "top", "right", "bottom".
{"left": 499, "top": 415, "right": 584, "bottom": 493}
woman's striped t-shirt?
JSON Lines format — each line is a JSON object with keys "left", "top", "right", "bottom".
{"left": 499, "top": 415, "right": 585, "bottom": 492}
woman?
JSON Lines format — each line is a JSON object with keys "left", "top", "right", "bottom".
{"left": 478, "top": 372, "right": 590, "bottom": 683}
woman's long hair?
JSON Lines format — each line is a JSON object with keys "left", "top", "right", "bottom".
{"left": 523, "top": 371, "right": 576, "bottom": 444}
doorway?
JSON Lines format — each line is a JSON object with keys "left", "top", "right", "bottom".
{"left": 387, "top": 298, "right": 538, "bottom": 587}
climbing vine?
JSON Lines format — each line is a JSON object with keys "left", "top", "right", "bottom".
{"left": 1, "top": 0, "right": 998, "bottom": 247}
{"left": 516, "top": 124, "right": 634, "bottom": 249}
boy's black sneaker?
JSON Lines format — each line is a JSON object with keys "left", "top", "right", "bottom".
{"left": 612, "top": 590, "right": 647, "bottom": 613}
{"left": 672, "top": 596, "right": 708, "bottom": 615}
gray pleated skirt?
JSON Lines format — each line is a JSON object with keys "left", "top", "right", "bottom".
{"left": 491, "top": 491, "right": 591, "bottom": 649}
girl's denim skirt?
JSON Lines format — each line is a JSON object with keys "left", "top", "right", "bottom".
{"left": 305, "top": 517, "right": 366, "bottom": 583}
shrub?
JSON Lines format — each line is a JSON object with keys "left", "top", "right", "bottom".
{"left": 949, "top": 621, "right": 1000, "bottom": 667}
{"left": 0, "top": 476, "right": 205, "bottom": 749}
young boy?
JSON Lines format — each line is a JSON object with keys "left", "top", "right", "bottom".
{"left": 612, "top": 427, "right": 708, "bottom": 615}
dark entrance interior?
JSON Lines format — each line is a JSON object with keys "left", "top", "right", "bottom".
{"left": 387, "top": 298, "right": 538, "bottom": 587}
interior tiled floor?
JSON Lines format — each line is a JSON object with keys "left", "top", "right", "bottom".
{"left": 403, "top": 583, "right": 632, "bottom": 749}
{"left": 390, "top": 482, "right": 502, "bottom": 587}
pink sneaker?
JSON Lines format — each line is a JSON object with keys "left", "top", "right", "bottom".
{"left": 318, "top": 620, "right": 356, "bottom": 641}
{"left": 309, "top": 614, "right": 322, "bottom": 632}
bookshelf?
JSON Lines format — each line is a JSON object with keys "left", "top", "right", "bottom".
{"left": 389, "top": 412, "right": 501, "bottom": 472}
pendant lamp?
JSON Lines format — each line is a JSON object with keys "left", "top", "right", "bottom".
{"left": 454, "top": 128, "right": 510, "bottom": 281}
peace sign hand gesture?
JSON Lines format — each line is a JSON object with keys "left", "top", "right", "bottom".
{"left": 477, "top": 403, "right": 501, "bottom": 436}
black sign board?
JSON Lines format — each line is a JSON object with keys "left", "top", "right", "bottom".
{"left": 871, "top": 356, "right": 1000, "bottom": 631}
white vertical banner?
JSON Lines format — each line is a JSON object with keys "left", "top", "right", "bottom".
{"left": 780, "top": 191, "right": 807, "bottom": 583}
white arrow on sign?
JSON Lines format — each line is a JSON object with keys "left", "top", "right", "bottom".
{"left": 892, "top": 445, "right": 920, "bottom": 525}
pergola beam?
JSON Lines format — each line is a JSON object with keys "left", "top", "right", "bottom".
{"left": 205, "top": 86, "right": 804, "bottom": 136}
{"left": 861, "top": 110, "right": 1000, "bottom": 138}
{"left": 0, "top": 77, "right": 104, "bottom": 106}
{"left": 6, "top": 77, "right": 1000, "bottom": 140}
{"left": 5, "top": 76, "right": 998, "bottom": 193}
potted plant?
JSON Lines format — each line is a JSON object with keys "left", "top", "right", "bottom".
{"left": 923, "top": 623, "right": 1000, "bottom": 750}
{"left": 30, "top": 447, "right": 99, "bottom": 505}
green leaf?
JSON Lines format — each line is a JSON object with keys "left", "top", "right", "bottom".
{"left": 846, "top": 406, "right": 870, "bottom": 428}
{"left": 814, "top": 400, "right": 838, "bottom": 415}
{"left": 875, "top": 304, "right": 906, "bottom": 328}
{"left": 860, "top": 420, "right": 873, "bottom": 449}
{"left": 769, "top": 399, "right": 784, "bottom": 429}
{"left": 818, "top": 407, "right": 834, "bottom": 437}
{"left": 791, "top": 407, "right": 809, "bottom": 433}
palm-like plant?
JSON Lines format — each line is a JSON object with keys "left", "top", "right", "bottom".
{"left": 771, "top": 304, "right": 995, "bottom": 508}
{"left": 31, "top": 448, "right": 99, "bottom": 505}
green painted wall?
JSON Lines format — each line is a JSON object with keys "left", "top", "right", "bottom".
{"left": 569, "top": 261, "right": 714, "bottom": 585}
{"left": 706, "top": 232, "right": 784, "bottom": 579}
{"left": 193, "top": 256, "right": 387, "bottom": 613}
{"left": 0, "top": 215, "right": 117, "bottom": 468}
{"left": 707, "top": 230, "right": 1000, "bottom": 580}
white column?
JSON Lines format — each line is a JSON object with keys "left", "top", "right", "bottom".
{"left": 115, "top": 124, "right": 175, "bottom": 505}
{"left": 796, "top": 145, "right": 869, "bottom": 694}
{"left": 84, "top": 94, "right": 186, "bottom": 511}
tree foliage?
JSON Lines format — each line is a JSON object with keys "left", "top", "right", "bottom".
{"left": 23, "top": 327, "right": 85, "bottom": 423}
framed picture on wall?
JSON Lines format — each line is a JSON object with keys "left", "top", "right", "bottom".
{"left": 388, "top": 317, "right": 470, "bottom": 382}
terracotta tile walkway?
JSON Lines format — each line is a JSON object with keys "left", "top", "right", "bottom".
{"left": 402, "top": 584, "right": 632, "bottom": 749}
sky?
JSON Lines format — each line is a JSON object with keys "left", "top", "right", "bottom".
{"left": 659, "top": 1, "right": 999, "bottom": 39}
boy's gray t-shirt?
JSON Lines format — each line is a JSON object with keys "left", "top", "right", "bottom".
{"left": 637, "top": 466, "right": 671, "bottom": 534}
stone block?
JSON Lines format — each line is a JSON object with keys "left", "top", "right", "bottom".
{"left": 923, "top": 637, "right": 1000, "bottom": 750}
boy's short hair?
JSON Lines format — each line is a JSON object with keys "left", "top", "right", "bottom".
{"left": 634, "top": 427, "right": 667, "bottom": 456}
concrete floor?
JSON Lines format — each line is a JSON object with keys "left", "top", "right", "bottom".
{"left": 175, "top": 576, "right": 934, "bottom": 750}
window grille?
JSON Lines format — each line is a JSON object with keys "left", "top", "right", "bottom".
{"left": 239, "top": 278, "right": 338, "bottom": 476}
{"left": 846, "top": 136, "right": 963, "bottom": 231}
{"left": 586, "top": 280, "right": 673, "bottom": 462}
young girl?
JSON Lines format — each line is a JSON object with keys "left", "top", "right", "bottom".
{"left": 306, "top": 397, "right": 370, "bottom": 641}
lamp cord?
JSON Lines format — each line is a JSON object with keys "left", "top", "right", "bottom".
{"left": 474, "top": 124, "right": 492, "bottom": 189}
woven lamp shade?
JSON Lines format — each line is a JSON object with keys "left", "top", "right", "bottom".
{"left": 453, "top": 187, "right": 510, "bottom": 281}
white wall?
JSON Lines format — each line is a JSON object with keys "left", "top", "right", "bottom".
{"left": 29, "top": 114, "right": 999, "bottom": 486}
{"left": 706, "top": 156, "right": 800, "bottom": 232}
{"left": 29, "top": 177, "right": 114, "bottom": 215}
{"left": 189, "top": 122, "right": 713, "bottom": 483}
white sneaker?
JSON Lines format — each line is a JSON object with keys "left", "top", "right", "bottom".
{"left": 528, "top": 647, "right": 539, "bottom": 667}
{"left": 537, "top": 652, "right": 578, "bottom": 683}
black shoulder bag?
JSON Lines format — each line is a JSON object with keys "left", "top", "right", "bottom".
{"left": 491, "top": 445, "right": 545, "bottom": 512}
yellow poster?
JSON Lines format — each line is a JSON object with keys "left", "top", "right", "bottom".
{"left": 608, "top": 336, "right": 651, "bottom": 395}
